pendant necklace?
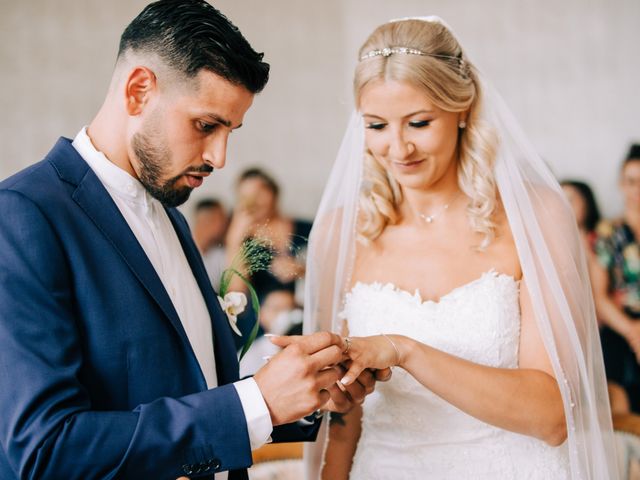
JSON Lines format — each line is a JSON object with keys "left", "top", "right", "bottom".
{"left": 418, "top": 193, "right": 460, "bottom": 224}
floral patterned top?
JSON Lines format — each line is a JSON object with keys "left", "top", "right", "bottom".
{"left": 594, "top": 219, "right": 640, "bottom": 315}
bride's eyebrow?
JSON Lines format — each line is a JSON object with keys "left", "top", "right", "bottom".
{"left": 404, "top": 109, "right": 435, "bottom": 117}
{"left": 362, "top": 113, "right": 386, "bottom": 121}
{"left": 362, "top": 110, "right": 436, "bottom": 120}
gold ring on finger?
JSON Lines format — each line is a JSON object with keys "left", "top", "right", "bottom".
{"left": 342, "top": 337, "right": 351, "bottom": 354}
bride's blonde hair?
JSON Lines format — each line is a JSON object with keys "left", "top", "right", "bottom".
{"left": 354, "top": 19, "right": 498, "bottom": 248}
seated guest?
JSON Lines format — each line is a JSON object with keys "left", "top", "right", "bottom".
{"left": 192, "top": 198, "right": 229, "bottom": 291}
{"left": 592, "top": 144, "right": 640, "bottom": 414}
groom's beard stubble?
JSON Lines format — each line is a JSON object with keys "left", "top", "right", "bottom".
{"left": 131, "top": 126, "right": 194, "bottom": 208}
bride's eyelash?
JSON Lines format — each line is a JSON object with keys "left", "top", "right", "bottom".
{"left": 366, "top": 120, "right": 432, "bottom": 130}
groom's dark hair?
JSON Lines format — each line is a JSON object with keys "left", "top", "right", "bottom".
{"left": 117, "top": 0, "right": 269, "bottom": 93}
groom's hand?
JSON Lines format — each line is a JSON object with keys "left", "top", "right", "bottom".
{"left": 270, "top": 335, "right": 393, "bottom": 414}
{"left": 322, "top": 362, "right": 392, "bottom": 413}
{"left": 253, "top": 332, "right": 345, "bottom": 426}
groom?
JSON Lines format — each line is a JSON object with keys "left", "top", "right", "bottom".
{"left": 0, "top": 1, "right": 382, "bottom": 479}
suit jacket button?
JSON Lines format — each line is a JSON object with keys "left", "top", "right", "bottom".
{"left": 182, "top": 464, "right": 194, "bottom": 475}
{"left": 212, "top": 458, "right": 221, "bottom": 469}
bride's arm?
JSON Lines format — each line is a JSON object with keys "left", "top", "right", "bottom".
{"left": 341, "top": 279, "right": 567, "bottom": 447}
{"left": 321, "top": 404, "right": 362, "bottom": 480}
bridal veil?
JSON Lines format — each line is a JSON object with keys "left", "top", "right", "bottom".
{"left": 303, "top": 16, "right": 617, "bottom": 480}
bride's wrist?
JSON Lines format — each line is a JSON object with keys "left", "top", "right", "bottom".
{"left": 390, "top": 335, "right": 412, "bottom": 367}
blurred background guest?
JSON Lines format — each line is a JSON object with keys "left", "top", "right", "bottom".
{"left": 561, "top": 179, "right": 602, "bottom": 248}
{"left": 561, "top": 179, "right": 603, "bottom": 312}
{"left": 225, "top": 168, "right": 311, "bottom": 343}
{"left": 561, "top": 175, "right": 640, "bottom": 478}
{"left": 239, "top": 289, "right": 303, "bottom": 378}
{"left": 192, "top": 198, "right": 229, "bottom": 291}
{"left": 226, "top": 168, "right": 310, "bottom": 300}
{"left": 591, "top": 144, "right": 640, "bottom": 416}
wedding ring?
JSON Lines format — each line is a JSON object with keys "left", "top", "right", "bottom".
{"left": 342, "top": 337, "right": 352, "bottom": 354}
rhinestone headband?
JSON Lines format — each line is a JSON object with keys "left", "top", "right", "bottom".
{"left": 360, "top": 47, "right": 460, "bottom": 63}
{"left": 359, "top": 46, "right": 469, "bottom": 79}
{"left": 359, "top": 47, "right": 428, "bottom": 60}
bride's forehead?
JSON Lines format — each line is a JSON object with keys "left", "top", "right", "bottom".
{"left": 360, "top": 80, "right": 438, "bottom": 115}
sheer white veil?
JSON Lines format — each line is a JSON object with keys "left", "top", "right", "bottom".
{"left": 303, "top": 16, "right": 617, "bottom": 480}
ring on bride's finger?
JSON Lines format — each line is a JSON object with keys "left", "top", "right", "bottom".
{"left": 342, "top": 337, "right": 352, "bottom": 354}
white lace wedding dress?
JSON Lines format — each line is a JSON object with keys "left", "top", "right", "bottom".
{"left": 343, "top": 270, "right": 570, "bottom": 479}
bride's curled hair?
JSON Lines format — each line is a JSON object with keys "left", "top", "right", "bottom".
{"left": 354, "top": 19, "right": 498, "bottom": 249}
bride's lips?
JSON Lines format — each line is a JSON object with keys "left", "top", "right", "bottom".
{"left": 184, "top": 172, "right": 210, "bottom": 188}
{"left": 393, "top": 159, "right": 425, "bottom": 169}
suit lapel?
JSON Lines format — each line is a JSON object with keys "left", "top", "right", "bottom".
{"left": 49, "top": 139, "right": 195, "bottom": 359}
{"left": 166, "top": 208, "right": 240, "bottom": 385}
{"left": 49, "top": 138, "right": 239, "bottom": 387}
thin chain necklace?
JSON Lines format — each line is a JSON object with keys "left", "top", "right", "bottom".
{"left": 418, "top": 193, "right": 460, "bottom": 224}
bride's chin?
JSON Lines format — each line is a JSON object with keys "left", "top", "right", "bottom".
{"left": 392, "top": 174, "right": 435, "bottom": 191}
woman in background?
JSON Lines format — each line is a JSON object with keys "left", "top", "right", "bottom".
{"left": 561, "top": 180, "right": 601, "bottom": 247}
{"left": 591, "top": 145, "right": 640, "bottom": 416}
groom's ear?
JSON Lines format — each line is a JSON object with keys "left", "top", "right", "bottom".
{"left": 124, "top": 66, "right": 157, "bottom": 116}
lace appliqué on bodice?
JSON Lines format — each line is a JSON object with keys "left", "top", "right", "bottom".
{"left": 343, "top": 270, "right": 570, "bottom": 479}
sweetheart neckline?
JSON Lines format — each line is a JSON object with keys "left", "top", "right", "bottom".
{"left": 350, "top": 269, "right": 519, "bottom": 307}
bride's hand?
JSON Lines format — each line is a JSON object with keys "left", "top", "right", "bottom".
{"left": 268, "top": 334, "right": 393, "bottom": 408}
{"left": 339, "top": 335, "right": 401, "bottom": 385}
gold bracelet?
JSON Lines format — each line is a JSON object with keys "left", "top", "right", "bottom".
{"left": 380, "top": 333, "right": 400, "bottom": 366}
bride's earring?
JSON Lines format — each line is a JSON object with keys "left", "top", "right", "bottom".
{"left": 458, "top": 120, "right": 467, "bottom": 129}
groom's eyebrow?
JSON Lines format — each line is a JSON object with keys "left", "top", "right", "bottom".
{"left": 205, "top": 113, "right": 243, "bottom": 129}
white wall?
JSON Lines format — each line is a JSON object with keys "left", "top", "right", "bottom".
{"left": 1, "top": 0, "right": 638, "bottom": 219}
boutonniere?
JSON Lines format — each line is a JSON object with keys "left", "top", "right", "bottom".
{"left": 218, "top": 238, "right": 273, "bottom": 360}
{"left": 217, "top": 291, "right": 247, "bottom": 336}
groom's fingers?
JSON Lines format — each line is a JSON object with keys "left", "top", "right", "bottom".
{"left": 353, "top": 369, "right": 375, "bottom": 397}
{"left": 343, "top": 376, "right": 366, "bottom": 404}
{"left": 315, "top": 366, "right": 342, "bottom": 391}
{"left": 280, "top": 331, "right": 345, "bottom": 356}
{"left": 375, "top": 367, "right": 393, "bottom": 382}
{"left": 324, "top": 382, "right": 352, "bottom": 412}
{"left": 340, "top": 361, "right": 365, "bottom": 386}
{"left": 310, "top": 344, "right": 345, "bottom": 371}
{"left": 267, "top": 334, "right": 300, "bottom": 348}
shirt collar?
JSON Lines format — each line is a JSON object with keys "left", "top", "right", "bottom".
{"left": 72, "top": 127, "right": 155, "bottom": 208}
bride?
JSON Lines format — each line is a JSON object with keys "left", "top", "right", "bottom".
{"left": 274, "top": 16, "right": 618, "bottom": 480}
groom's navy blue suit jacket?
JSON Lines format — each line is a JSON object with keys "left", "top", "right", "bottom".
{"left": 0, "top": 139, "right": 318, "bottom": 479}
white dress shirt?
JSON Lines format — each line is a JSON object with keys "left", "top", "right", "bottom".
{"left": 72, "top": 128, "right": 272, "bottom": 469}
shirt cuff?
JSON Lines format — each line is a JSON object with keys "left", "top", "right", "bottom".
{"left": 233, "top": 377, "right": 273, "bottom": 450}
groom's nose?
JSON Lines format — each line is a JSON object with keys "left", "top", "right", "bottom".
{"left": 202, "top": 132, "right": 229, "bottom": 169}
